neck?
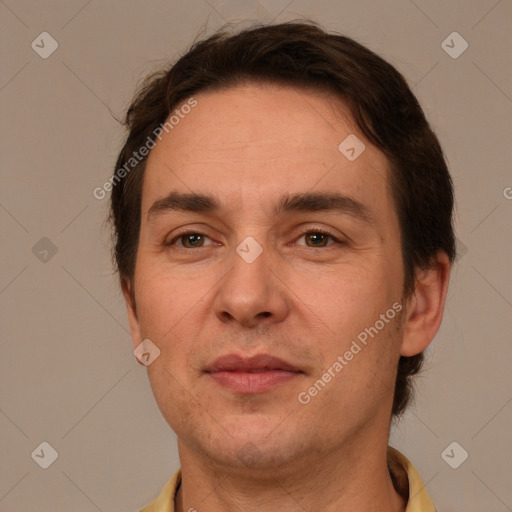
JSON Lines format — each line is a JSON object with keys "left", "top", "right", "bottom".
{"left": 174, "top": 437, "right": 406, "bottom": 512}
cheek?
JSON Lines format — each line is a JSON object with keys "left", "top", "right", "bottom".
{"left": 134, "top": 261, "right": 198, "bottom": 338}
{"left": 133, "top": 258, "right": 214, "bottom": 371}
{"left": 304, "top": 261, "right": 400, "bottom": 340}
{"left": 300, "top": 270, "right": 403, "bottom": 409}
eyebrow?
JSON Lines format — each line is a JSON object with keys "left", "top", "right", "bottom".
{"left": 147, "top": 191, "right": 375, "bottom": 225}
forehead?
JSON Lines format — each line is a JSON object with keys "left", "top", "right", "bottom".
{"left": 141, "top": 82, "right": 392, "bottom": 218}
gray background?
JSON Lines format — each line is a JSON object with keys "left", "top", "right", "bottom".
{"left": 1, "top": 0, "right": 511, "bottom": 511}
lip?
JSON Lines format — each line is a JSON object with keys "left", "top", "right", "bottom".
{"left": 206, "top": 353, "right": 300, "bottom": 373}
{"left": 205, "top": 353, "right": 303, "bottom": 394}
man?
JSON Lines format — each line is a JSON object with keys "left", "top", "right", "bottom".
{"left": 110, "top": 21, "right": 454, "bottom": 511}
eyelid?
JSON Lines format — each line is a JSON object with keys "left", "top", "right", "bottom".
{"left": 166, "top": 229, "right": 216, "bottom": 248}
{"left": 166, "top": 225, "right": 347, "bottom": 249}
{"left": 292, "top": 226, "right": 345, "bottom": 247}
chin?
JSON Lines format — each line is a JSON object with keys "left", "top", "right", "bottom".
{"left": 206, "top": 422, "right": 306, "bottom": 470}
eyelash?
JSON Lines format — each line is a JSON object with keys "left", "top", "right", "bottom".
{"left": 166, "top": 228, "right": 344, "bottom": 249}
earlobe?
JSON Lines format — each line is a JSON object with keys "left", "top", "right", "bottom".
{"left": 400, "top": 251, "right": 451, "bottom": 357}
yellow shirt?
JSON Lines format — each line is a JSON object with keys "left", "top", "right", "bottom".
{"left": 140, "top": 446, "right": 436, "bottom": 511}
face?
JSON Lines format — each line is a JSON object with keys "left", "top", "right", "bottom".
{"left": 125, "top": 82, "right": 408, "bottom": 471}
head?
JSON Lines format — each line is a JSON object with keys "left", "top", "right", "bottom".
{"left": 110, "top": 21, "right": 454, "bottom": 470}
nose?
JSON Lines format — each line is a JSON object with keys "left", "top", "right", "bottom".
{"left": 213, "top": 240, "right": 290, "bottom": 328}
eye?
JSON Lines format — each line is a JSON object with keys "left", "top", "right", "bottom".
{"left": 167, "top": 232, "right": 215, "bottom": 249}
{"left": 296, "top": 230, "right": 342, "bottom": 248}
{"left": 166, "top": 229, "right": 344, "bottom": 250}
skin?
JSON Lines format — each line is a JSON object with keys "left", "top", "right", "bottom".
{"left": 123, "top": 82, "right": 451, "bottom": 512}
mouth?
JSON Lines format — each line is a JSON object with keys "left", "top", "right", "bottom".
{"left": 205, "top": 353, "right": 303, "bottom": 394}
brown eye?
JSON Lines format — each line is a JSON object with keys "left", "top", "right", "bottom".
{"left": 167, "top": 232, "right": 213, "bottom": 249}
{"left": 297, "top": 230, "right": 340, "bottom": 248}
{"left": 304, "top": 233, "right": 331, "bottom": 247}
{"left": 180, "top": 233, "right": 205, "bottom": 248}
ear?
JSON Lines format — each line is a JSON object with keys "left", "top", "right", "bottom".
{"left": 400, "top": 251, "right": 451, "bottom": 357}
{"left": 122, "top": 278, "right": 144, "bottom": 364}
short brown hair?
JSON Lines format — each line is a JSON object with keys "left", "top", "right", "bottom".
{"left": 110, "top": 20, "right": 456, "bottom": 417}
